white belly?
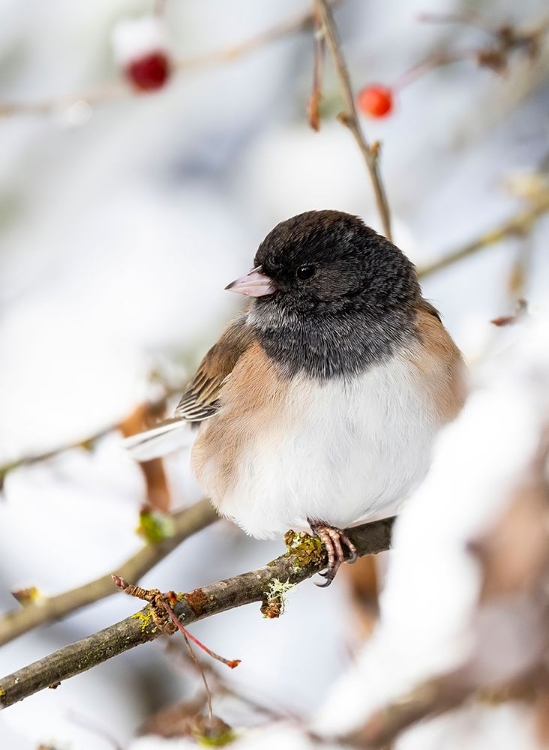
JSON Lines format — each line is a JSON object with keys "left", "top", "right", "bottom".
{"left": 219, "top": 351, "right": 443, "bottom": 539}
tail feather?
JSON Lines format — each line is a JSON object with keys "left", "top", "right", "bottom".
{"left": 123, "top": 418, "right": 195, "bottom": 461}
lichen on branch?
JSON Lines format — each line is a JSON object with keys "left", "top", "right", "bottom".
{"left": 0, "top": 516, "right": 394, "bottom": 709}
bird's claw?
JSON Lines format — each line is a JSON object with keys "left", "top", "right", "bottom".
{"left": 308, "top": 521, "right": 357, "bottom": 587}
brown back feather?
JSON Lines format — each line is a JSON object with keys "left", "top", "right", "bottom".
{"left": 175, "top": 315, "right": 255, "bottom": 421}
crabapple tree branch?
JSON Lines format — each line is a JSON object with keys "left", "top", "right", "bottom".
{"left": 0, "top": 499, "right": 217, "bottom": 647}
{"left": 0, "top": 516, "right": 394, "bottom": 709}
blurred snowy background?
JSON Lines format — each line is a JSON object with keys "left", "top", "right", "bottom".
{"left": 0, "top": 0, "right": 548, "bottom": 748}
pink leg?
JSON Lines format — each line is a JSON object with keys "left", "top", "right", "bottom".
{"left": 308, "top": 520, "right": 357, "bottom": 587}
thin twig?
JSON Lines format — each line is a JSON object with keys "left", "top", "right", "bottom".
{"left": 0, "top": 517, "right": 394, "bottom": 708}
{"left": 179, "top": 630, "right": 214, "bottom": 721}
{"left": 175, "top": 4, "right": 334, "bottom": 73}
{"left": 0, "top": 4, "right": 334, "bottom": 118}
{"left": 307, "top": 10, "right": 325, "bottom": 132}
{"left": 161, "top": 597, "right": 240, "bottom": 669}
{"left": 0, "top": 81, "right": 127, "bottom": 118}
{"left": 0, "top": 426, "right": 110, "bottom": 489}
{"left": 0, "top": 384, "right": 179, "bottom": 489}
{"left": 314, "top": 0, "right": 392, "bottom": 240}
{"left": 491, "top": 298, "right": 528, "bottom": 327}
{"left": 164, "top": 638, "right": 293, "bottom": 722}
{"left": 418, "top": 195, "right": 549, "bottom": 279}
{"left": 0, "top": 498, "right": 217, "bottom": 646}
{"left": 67, "top": 711, "right": 123, "bottom": 750}
{"left": 417, "top": 11, "right": 504, "bottom": 35}
{"left": 395, "top": 11, "right": 549, "bottom": 88}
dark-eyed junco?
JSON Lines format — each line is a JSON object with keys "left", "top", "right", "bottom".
{"left": 126, "top": 210, "right": 466, "bottom": 584}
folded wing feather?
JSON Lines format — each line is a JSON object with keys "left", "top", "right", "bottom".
{"left": 123, "top": 314, "right": 255, "bottom": 461}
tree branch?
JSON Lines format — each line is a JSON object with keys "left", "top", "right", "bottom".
{"left": 343, "top": 667, "right": 549, "bottom": 748}
{"left": 417, "top": 193, "right": 549, "bottom": 278}
{"left": 0, "top": 383, "right": 181, "bottom": 489}
{"left": 0, "top": 426, "right": 112, "bottom": 490}
{"left": 344, "top": 674, "right": 469, "bottom": 748}
{"left": 314, "top": 0, "right": 393, "bottom": 241}
{"left": 0, "top": 517, "right": 394, "bottom": 709}
{"left": 0, "top": 499, "right": 217, "bottom": 647}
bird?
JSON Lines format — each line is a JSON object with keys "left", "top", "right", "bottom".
{"left": 125, "top": 210, "right": 466, "bottom": 585}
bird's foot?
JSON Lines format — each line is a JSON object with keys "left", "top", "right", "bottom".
{"left": 308, "top": 520, "right": 357, "bottom": 587}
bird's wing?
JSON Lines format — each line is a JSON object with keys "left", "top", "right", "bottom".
{"left": 175, "top": 314, "right": 255, "bottom": 421}
{"left": 418, "top": 298, "right": 442, "bottom": 321}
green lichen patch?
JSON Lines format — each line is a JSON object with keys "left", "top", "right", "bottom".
{"left": 283, "top": 530, "right": 326, "bottom": 569}
{"left": 78, "top": 437, "right": 97, "bottom": 452}
{"left": 135, "top": 509, "right": 175, "bottom": 543}
{"left": 0, "top": 461, "right": 18, "bottom": 490}
{"left": 131, "top": 607, "right": 155, "bottom": 633}
{"left": 192, "top": 715, "right": 235, "bottom": 746}
{"left": 197, "top": 731, "right": 235, "bottom": 747}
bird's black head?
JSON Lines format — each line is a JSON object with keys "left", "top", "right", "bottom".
{"left": 226, "top": 210, "right": 422, "bottom": 378}
{"left": 251, "top": 210, "right": 420, "bottom": 317}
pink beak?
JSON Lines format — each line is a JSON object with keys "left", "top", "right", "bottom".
{"left": 225, "top": 266, "right": 275, "bottom": 297}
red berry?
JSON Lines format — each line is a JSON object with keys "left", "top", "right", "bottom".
{"left": 125, "top": 51, "right": 170, "bottom": 92}
{"left": 357, "top": 85, "right": 393, "bottom": 118}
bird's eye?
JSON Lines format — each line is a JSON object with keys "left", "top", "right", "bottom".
{"left": 296, "top": 265, "right": 316, "bottom": 280}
